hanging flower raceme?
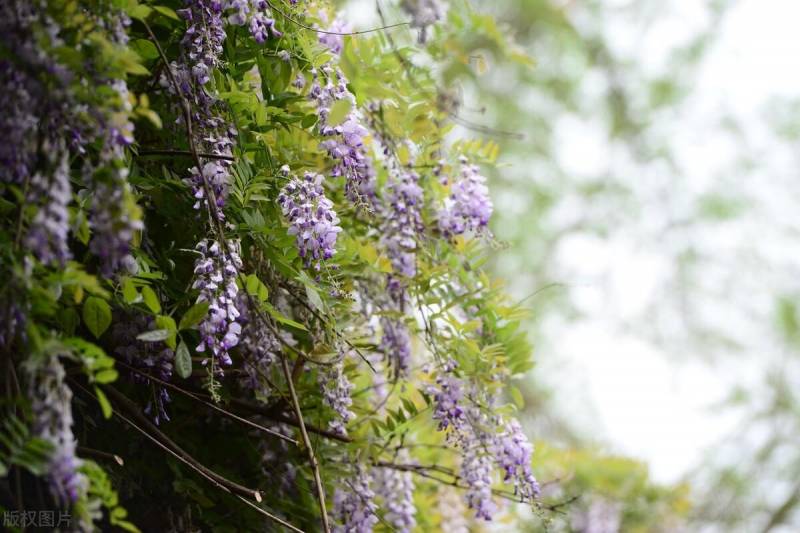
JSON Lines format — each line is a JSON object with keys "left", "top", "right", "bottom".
{"left": 380, "top": 316, "right": 412, "bottom": 378}
{"left": 438, "top": 156, "right": 493, "bottom": 238}
{"left": 0, "top": 62, "right": 38, "bottom": 185}
{"left": 400, "top": 0, "right": 446, "bottom": 42}
{"left": 427, "top": 360, "right": 467, "bottom": 431}
{"left": 278, "top": 170, "right": 342, "bottom": 270}
{"left": 461, "top": 434, "right": 497, "bottom": 521}
{"left": 309, "top": 65, "right": 377, "bottom": 206}
{"left": 225, "top": 0, "right": 282, "bottom": 42}
{"left": 235, "top": 293, "right": 280, "bottom": 392}
{"left": 374, "top": 451, "right": 417, "bottom": 532}
{"left": 318, "top": 357, "right": 355, "bottom": 436}
{"left": 381, "top": 163, "right": 424, "bottom": 280}
{"left": 27, "top": 354, "right": 88, "bottom": 505}
{"left": 493, "top": 419, "right": 541, "bottom": 501}
{"left": 318, "top": 16, "right": 351, "bottom": 56}
{"left": 24, "top": 141, "right": 72, "bottom": 266}
{"left": 177, "top": 1, "right": 227, "bottom": 86}
{"left": 112, "top": 315, "right": 175, "bottom": 425}
{"left": 86, "top": 73, "right": 143, "bottom": 276}
{"left": 192, "top": 239, "right": 243, "bottom": 369}
{"left": 332, "top": 467, "right": 379, "bottom": 533}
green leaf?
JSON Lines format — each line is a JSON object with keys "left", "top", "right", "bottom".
{"left": 155, "top": 315, "right": 177, "bottom": 349}
{"left": 179, "top": 301, "right": 210, "bottom": 330}
{"left": 130, "top": 39, "right": 159, "bottom": 60}
{"left": 94, "top": 387, "right": 113, "bottom": 419}
{"left": 264, "top": 302, "right": 307, "bottom": 331}
{"left": 175, "top": 341, "right": 192, "bottom": 379}
{"left": 94, "top": 369, "right": 119, "bottom": 385}
{"left": 141, "top": 286, "right": 161, "bottom": 314}
{"left": 509, "top": 385, "right": 525, "bottom": 409}
{"left": 83, "top": 297, "right": 111, "bottom": 339}
{"left": 245, "top": 274, "right": 269, "bottom": 301}
{"left": 128, "top": 4, "right": 152, "bottom": 21}
{"left": 121, "top": 278, "right": 139, "bottom": 304}
{"left": 327, "top": 99, "right": 352, "bottom": 126}
{"left": 136, "top": 329, "right": 170, "bottom": 342}
{"left": 307, "top": 286, "right": 324, "bottom": 313}
{"left": 152, "top": 5, "right": 180, "bottom": 20}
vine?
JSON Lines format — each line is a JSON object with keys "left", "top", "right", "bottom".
{"left": 0, "top": 0, "right": 556, "bottom": 531}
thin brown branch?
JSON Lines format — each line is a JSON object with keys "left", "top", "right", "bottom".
{"left": 137, "top": 149, "right": 235, "bottom": 162}
{"left": 279, "top": 353, "right": 331, "bottom": 532}
{"left": 69, "top": 380, "right": 306, "bottom": 529}
{"left": 374, "top": 461, "right": 535, "bottom": 503}
{"left": 141, "top": 19, "right": 225, "bottom": 233}
{"left": 86, "top": 382, "right": 262, "bottom": 502}
{"left": 114, "top": 359, "right": 299, "bottom": 446}
{"left": 77, "top": 446, "right": 124, "bottom": 466}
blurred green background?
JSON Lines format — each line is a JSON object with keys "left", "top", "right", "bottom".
{"left": 348, "top": 0, "right": 800, "bottom": 530}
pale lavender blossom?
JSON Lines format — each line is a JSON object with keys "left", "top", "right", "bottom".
{"left": 333, "top": 467, "right": 379, "bottom": 533}
{"left": 27, "top": 354, "right": 88, "bottom": 505}
{"left": 427, "top": 361, "right": 467, "bottom": 431}
{"left": 438, "top": 156, "right": 493, "bottom": 237}
{"left": 25, "top": 142, "right": 72, "bottom": 266}
{"left": 86, "top": 75, "right": 143, "bottom": 276}
{"left": 461, "top": 437, "right": 497, "bottom": 520}
{"left": 380, "top": 317, "right": 412, "bottom": 378}
{"left": 318, "top": 359, "right": 354, "bottom": 436}
{"left": 374, "top": 451, "right": 416, "bottom": 532}
{"left": 0, "top": 62, "right": 38, "bottom": 185}
{"left": 225, "top": 0, "right": 282, "bottom": 42}
{"left": 381, "top": 164, "right": 424, "bottom": 279}
{"left": 493, "top": 419, "right": 540, "bottom": 501}
{"left": 400, "top": 0, "right": 446, "bottom": 42}
{"left": 318, "top": 17, "right": 351, "bottom": 55}
{"left": 192, "top": 239, "right": 243, "bottom": 369}
{"left": 309, "top": 65, "right": 377, "bottom": 205}
{"left": 277, "top": 171, "right": 342, "bottom": 270}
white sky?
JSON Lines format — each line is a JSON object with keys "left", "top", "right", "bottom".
{"left": 343, "top": 0, "right": 800, "bottom": 488}
{"left": 548, "top": 0, "right": 800, "bottom": 484}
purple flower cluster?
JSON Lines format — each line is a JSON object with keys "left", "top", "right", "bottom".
{"left": 235, "top": 294, "right": 280, "bottom": 392}
{"left": 192, "top": 239, "right": 243, "bottom": 369}
{"left": 225, "top": 0, "right": 282, "bottom": 43}
{"left": 309, "top": 65, "right": 377, "bottom": 205}
{"left": 332, "top": 467, "right": 379, "bottom": 533}
{"left": 177, "top": 1, "right": 227, "bottom": 86}
{"left": 166, "top": 2, "right": 235, "bottom": 218}
{"left": 27, "top": 354, "right": 87, "bottom": 505}
{"left": 493, "top": 419, "right": 540, "bottom": 501}
{"left": 112, "top": 315, "right": 175, "bottom": 425}
{"left": 277, "top": 171, "right": 342, "bottom": 270}
{"left": 374, "top": 451, "right": 416, "bottom": 532}
{"left": 438, "top": 156, "right": 493, "bottom": 237}
{"left": 318, "top": 17, "right": 351, "bottom": 56}
{"left": 318, "top": 359, "right": 355, "bottom": 436}
{"left": 461, "top": 439, "right": 497, "bottom": 520}
{"left": 427, "top": 360, "right": 466, "bottom": 431}
{"left": 380, "top": 317, "right": 412, "bottom": 378}
{"left": 86, "top": 72, "right": 143, "bottom": 276}
{"left": 24, "top": 142, "right": 72, "bottom": 266}
{"left": 400, "top": 0, "right": 446, "bottom": 42}
{"left": 428, "top": 362, "right": 540, "bottom": 518}
{"left": 0, "top": 62, "right": 38, "bottom": 185}
{"left": 3, "top": 6, "right": 142, "bottom": 276}
{"left": 381, "top": 165, "right": 424, "bottom": 279}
